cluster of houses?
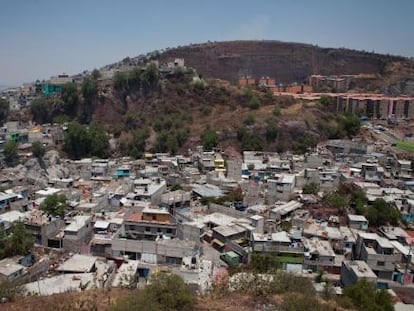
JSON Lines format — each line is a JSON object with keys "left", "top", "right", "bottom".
{"left": 0, "top": 57, "right": 188, "bottom": 111}
{"left": 0, "top": 123, "right": 412, "bottom": 305}
{"left": 238, "top": 76, "right": 312, "bottom": 94}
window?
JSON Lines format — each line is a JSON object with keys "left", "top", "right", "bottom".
{"left": 377, "top": 261, "right": 385, "bottom": 266}
{"left": 167, "top": 228, "right": 172, "bottom": 234}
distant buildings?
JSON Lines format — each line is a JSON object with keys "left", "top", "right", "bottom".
{"left": 238, "top": 76, "right": 312, "bottom": 94}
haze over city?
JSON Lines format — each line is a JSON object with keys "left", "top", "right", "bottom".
{"left": 1, "top": 0, "right": 414, "bottom": 87}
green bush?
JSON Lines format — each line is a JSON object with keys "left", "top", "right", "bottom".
{"left": 244, "top": 113, "right": 255, "bottom": 125}
{"left": 248, "top": 95, "right": 260, "bottom": 109}
{"left": 273, "top": 106, "right": 281, "bottom": 117}
{"left": 341, "top": 279, "right": 393, "bottom": 311}
{"left": 31, "top": 141, "right": 45, "bottom": 159}
{"left": 303, "top": 182, "right": 319, "bottom": 195}
{"left": 111, "top": 274, "right": 195, "bottom": 311}
{"left": 201, "top": 127, "right": 218, "bottom": 150}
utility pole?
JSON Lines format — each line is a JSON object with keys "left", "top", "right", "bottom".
{"left": 403, "top": 238, "right": 413, "bottom": 285}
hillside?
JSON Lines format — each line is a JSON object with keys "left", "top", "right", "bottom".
{"left": 155, "top": 40, "right": 414, "bottom": 91}
{"left": 23, "top": 40, "right": 414, "bottom": 157}
{"left": 26, "top": 66, "right": 355, "bottom": 158}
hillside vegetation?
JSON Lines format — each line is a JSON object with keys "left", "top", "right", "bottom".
{"left": 24, "top": 63, "right": 359, "bottom": 158}
{"left": 155, "top": 40, "right": 414, "bottom": 91}
{"left": 23, "top": 40, "right": 414, "bottom": 157}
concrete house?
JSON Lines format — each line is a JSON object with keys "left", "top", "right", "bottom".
{"left": 303, "top": 238, "right": 339, "bottom": 273}
{"left": 341, "top": 260, "right": 377, "bottom": 287}
{"left": 267, "top": 174, "right": 296, "bottom": 203}
{"left": 63, "top": 215, "right": 93, "bottom": 253}
{"left": 355, "top": 232, "right": 401, "bottom": 279}
{"left": 122, "top": 207, "right": 177, "bottom": 241}
{"left": 0, "top": 257, "right": 26, "bottom": 282}
{"left": 24, "top": 211, "right": 65, "bottom": 246}
{"left": 269, "top": 201, "right": 303, "bottom": 224}
{"left": 347, "top": 214, "right": 369, "bottom": 231}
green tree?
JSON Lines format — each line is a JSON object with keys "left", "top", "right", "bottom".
{"left": 31, "top": 141, "right": 45, "bottom": 159}
{"left": 40, "top": 194, "right": 68, "bottom": 217}
{"left": 88, "top": 122, "right": 110, "bottom": 158}
{"left": 338, "top": 113, "right": 361, "bottom": 137}
{"left": 319, "top": 95, "right": 331, "bottom": 106}
{"left": 273, "top": 106, "right": 281, "bottom": 117}
{"left": 61, "top": 82, "right": 79, "bottom": 116}
{"left": 30, "top": 98, "right": 49, "bottom": 124}
{"left": 303, "top": 182, "right": 319, "bottom": 195}
{"left": 114, "top": 71, "right": 129, "bottom": 92}
{"left": 111, "top": 273, "right": 195, "bottom": 311}
{"left": 342, "top": 278, "right": 393, "bottom": 311}
{"left": 241, "top": 132, "right": 264, "bottom": 151}
{"left": 266, "top": 121, "right": 278, "bottom": 141}
{"left": 128, "top": 68, "right": 142, "bottom": 91}
{"left": 81, "top": 77, "right": 98, "bottom": 102}
{"left": 366, "top": 198, "right": 401, "bottom": 227}
{"left": 0, "top": 97, "right": 9, "bottom": 125}
{"left": 325, "top": 192, "right": 347, "bottom": 209}
{"left": 244, "top": 113, "right": 255, "bottom": 125}
{"left": 141, "top": 63, "right": 159, "bottom": 93}
{"left": 293, "top": 133, "right": 316, "bottom": 154}
{"left": 5, "top": 222, "right": 34, "bottom": 257}
{"left": 63, "top": 122, "right": 90, "bottom": 159}
{"left": 91, "top": 69, "right": 101, "bottom": 80}
{"left": 53, "top": 114, "right": 70, "bottom": 125}
{"left": 80, "top": 77, "right": 98, "bottom": 123}
{"left": 201, "top": 127, "right": 218, "bottom": 150}
{"left": 248, "top": 95, "right": 260, "bottom": 109}
{"left": 175, "top": 128, "right": 188, "bottom": 147}
{"left": 3, "top": 140, "right": 18, "bottom": 166}
{"left": 120, "top": 128, "right": 149, "bottom": 158}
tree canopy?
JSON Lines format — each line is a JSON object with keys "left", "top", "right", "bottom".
{"left": 3, "top": 140, "right": 18, "bottom": 166}
{"left": 0, "top": 222, "right": 34, "bottom": 259}
{"left": 303, "top": 182, "right": 319, "bottom": 195}
{"left": 63, "top": 122, "right": 110, "bottom": 159}
{"left": 61, "top": 82, "right": 79, "bottom": 117}
{"left": 0, "top": 98, "right": 9, "bottom": 125}
{"left": 366, "top": 198, "right": 401, "bottom": 227}
{"left": 40, "top": 193, "right": 68, "bottom": 217}
{"left": 201, "top": 127, "right": 218, "bottom": 150}
{"left": 30, "top": 98, "right": 51, "bottom": 124}
{"left": 31, "top": 141, "right": 45, "bottom": 159}
{"left": 342, "top": 278, "right": 394, "bottom": 311}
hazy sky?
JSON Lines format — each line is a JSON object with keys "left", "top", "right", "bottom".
{"left": 1, "top": 0, "right": 413, "bottom": 86}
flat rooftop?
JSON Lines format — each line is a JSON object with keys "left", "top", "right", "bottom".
{"left": 343, "top": 260, "right": 377, "bottom": 279}
{"left": 348, "top": 214, "right": 368, "bottom": 222}
{"left": 0, "top": 258, "right": 25, "bottom": 276}
{"left": 64, "top": 215, "right": 91, "bottom": 232}
{"left": 24, "top": 273, "right": 95, "bottom": 295}
{"left": 56, "top": 254, "right": 97, "bottom": 273}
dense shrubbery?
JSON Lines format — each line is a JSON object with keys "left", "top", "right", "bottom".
{"left": 41, "top": 193, "right": 69, "bottom": 218}
{"left": 292, "top": 133, "right": 316, "bottom": 154}
{"left": 303, "top": 182, "right": 319, "bottom": 194}
{"left": 0, "top": 222, "right": 34, "bottom": 259}
{"left": 0, "top": 98, "right": 9, "bottom": 125}
{"left": 3, "top": 140, "right": 18, "bottom": 166}
{"left": 119, "top": 128, "right": 149, "bottom": 159}
{"left": 201, "top": 127, "right": 219, "bottom": 150}
{"left": 63, "top": 122, "right": 110, "bottom": 159}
